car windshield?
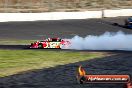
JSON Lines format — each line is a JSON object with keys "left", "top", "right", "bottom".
{"left": 52, "top": 38, "right": 61, "bottom": 42}
{"left": 41, "top": 38, "right": 61, "bottom": 42}
{"left": 128, "top": 17, "right": 132, "bottom": 21}
{"left": 129, "top": 23, "right": 132, "bottom": 25}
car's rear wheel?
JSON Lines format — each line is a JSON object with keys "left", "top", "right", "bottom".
{"left": 38, "top": 43, "right": 43, "bottom": 48}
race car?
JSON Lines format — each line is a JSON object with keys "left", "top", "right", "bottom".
{"left": 124, "top": 17, "right": 132, "bottom": 28}
{"left": 30, "top": 38, "right": 70, "bottom": 49}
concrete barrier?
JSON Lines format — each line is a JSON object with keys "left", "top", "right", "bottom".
{"left": 0, "top": 11, "right": 102, "bottom": 22}
{"left": 104, "top": 9, "right": 132, "bottom": 17}
{"left": 0, "top": 9, "right": 132, "bottom": 22}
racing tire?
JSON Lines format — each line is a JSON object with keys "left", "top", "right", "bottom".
{"left": 38, "top": 43, "right": 43, "bottom": 48}
{"left": 124, "top": 20, "right": 128, "bottom": 26}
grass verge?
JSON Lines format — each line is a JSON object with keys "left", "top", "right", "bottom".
{"left": 0, "top": 39, "right": 35, "bottom": 45}
{"left": 0, "top": 50, "right": 105, "bottom": 77}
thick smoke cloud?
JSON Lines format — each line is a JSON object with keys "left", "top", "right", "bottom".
{"left": 64, "top": 31, "right": 132, "bottom": 50}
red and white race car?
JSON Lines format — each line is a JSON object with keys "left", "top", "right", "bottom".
{"left": 30, "top": 38, "right": 70, "bottom": 49}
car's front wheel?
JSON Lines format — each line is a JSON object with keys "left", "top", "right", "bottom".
{"left": 38, "top": 43, "right": 43, "bottom": 48}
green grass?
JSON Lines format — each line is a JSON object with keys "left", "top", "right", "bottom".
{"left": 0, "top": 39, "right": 35, "bottom": 45}
{"left": 0, "top": 50, "right": 104, "bottom": 77}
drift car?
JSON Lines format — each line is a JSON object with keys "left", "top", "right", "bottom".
{"left": 30, "top": 38, "right": 70, "bottom": 49}
{"left": 124, "top": 17, "right": 132, "bottom": 28}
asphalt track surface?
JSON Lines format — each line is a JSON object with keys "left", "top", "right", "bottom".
{"left": 0, "top": 17, "right": 132, "bottom": 88}
{"left": 0, "top": 16, "right": 132, "bottom": 40}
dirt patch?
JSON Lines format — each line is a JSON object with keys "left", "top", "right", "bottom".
{"left": 0, "top": 0, "right": 132, "bottom": 12}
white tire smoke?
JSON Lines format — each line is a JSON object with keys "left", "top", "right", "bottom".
{"left": 63, "top": 31, "right": 132, "bottom": 50}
